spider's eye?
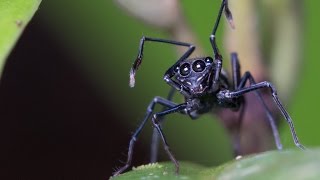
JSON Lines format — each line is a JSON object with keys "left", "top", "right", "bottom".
{"left": 174, "top": 65, "right": 179, "bottom": 72}
{"left": 205, "top": 57, "right": 213, "bottom": 64}
{"left": 179, "top": 63, "right": 191, "bottom": 76}
{"left": 192, "top": 60, "right": 206, "bottom": 72}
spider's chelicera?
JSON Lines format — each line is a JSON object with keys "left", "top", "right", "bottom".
{"left": 113, "top": 0, "right": 305, "bottom": 176}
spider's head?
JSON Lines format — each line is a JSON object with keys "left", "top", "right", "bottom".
{"left": 175, "top": 57, "right": 214, "bottom": 94}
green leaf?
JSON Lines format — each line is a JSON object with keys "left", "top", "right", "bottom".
{"left": 0, "top": 0, "right": 41, "bottom": 77}
{"left": 213, "top": 149, "right": 320, "bottom": 180}
{"left": 110, "top": 162, "right": 206, "bottom": 180}
{"left": 111, "top": 148, "right": 320, "bottom": 180}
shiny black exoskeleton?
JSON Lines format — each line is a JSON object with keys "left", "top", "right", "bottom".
{"left": 173, "top": 56, "right": 241, "bottom": 119}
{"left": 113, "top": 0, "right": 305, "bottom": 176}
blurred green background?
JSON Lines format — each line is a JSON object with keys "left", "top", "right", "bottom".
{"left": 1, "top": 0, "right": 320, "bottom": 179}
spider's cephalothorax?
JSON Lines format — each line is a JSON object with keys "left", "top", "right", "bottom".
{"left": 175, "top": 57, "right": 215, "bottom": 95}
{"left": 113, "top": 0, "right": 305, "bottom": 177}
{"left": 173, "top": 56, "right": 238, "bottom": 117}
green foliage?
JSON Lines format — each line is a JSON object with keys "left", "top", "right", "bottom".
{"left": 111, "top": 162, "right": 205, "bottom": 180}
{"left": 111, "top": 149, "right": 320, "bottom": 180}
{"left": 0, "top": 0, "right": 41, "bottom": 77}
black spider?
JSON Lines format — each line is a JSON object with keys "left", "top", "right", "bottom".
{"left": 113, "top": 0, "right": 305, "bottom": 176}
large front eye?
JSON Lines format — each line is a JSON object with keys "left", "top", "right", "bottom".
{"left": 192, "top": 60, "right": 206, "bottom": 72}
{"left": 179, "top": 63, "right": 191, "bottom": 76}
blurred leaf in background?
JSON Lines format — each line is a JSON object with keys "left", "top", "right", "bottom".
{"left": 0, "top": 0, "right": 41, "bottom": 77}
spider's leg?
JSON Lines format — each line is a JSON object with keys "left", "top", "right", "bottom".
{"left": 152, "top": 103, "right": 188, "bottom": 174}
{"left": 220, "top": 81, "right": 305, "bottom": 150}
{"left": 112, "top": 97, "right": 177, "bottom": 176}
{"left": 238, "top": 71, "right": 283, "bottom": 150}
{"left": 129, "top": 36, "right": 195, "bottom": 91}
{"left": 129, "top": 36, "right": 194, "bottom": 97}
{"left": 224, "top": 0, "right": 235, "bottom": 28}
{"left": 210, "top": 0, "right": 234, "bottom": 51}
{"left": 224, "top": 53, "right": 244, "bottom": 155}
{"left": 210, "top": 0, "right": 225, "bottom": 57}
{"left": 210, "top": 0, "right": 234, "bottom": 90}
{"left": 230, "top": 53, "right": 283, "bottom": 150}
{"left": 150, "top": 87, "right": 176, "bottom": 163}
{"left": 231, "top": 53, "right": 241, "bottom": 90}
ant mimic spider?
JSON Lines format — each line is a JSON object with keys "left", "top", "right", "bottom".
{"left": 113, "top": 0, "right": 305, "bottom": 176}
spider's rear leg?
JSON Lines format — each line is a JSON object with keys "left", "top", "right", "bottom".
{"left": 222, "top": 53, "right": 246, "bottom": 157}
{"left": 112, "top": 97, "right": 177, "bottom": 176}
{"left": 221, "top": 78, "right": 305, "bottom": 150}
{"left": 230, "top": 53, "right": 283, "bottom": 150}
{"left": 238, "top": 72, "right": 283, "bottom": 150}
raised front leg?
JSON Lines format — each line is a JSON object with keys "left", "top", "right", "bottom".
{"left": 129, "top": 36, "right": 195, "bottom": 89}
{"left": 210, "top": 0, "right": 234, "bottom": 91}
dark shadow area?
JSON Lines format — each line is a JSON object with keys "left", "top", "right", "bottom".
{"left": 0, "top": 11, "right": 146, "bottom": 180}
